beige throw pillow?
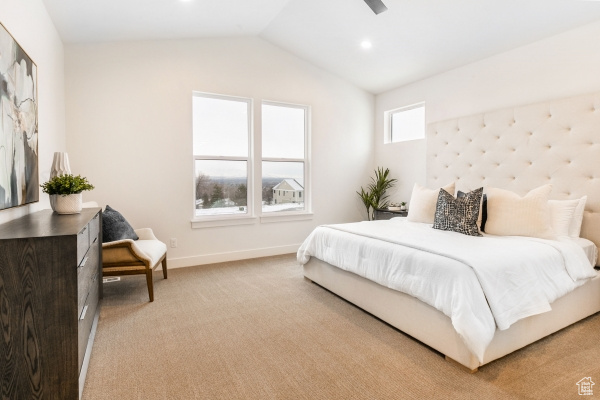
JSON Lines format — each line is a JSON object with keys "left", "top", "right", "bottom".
{"left": 569, "top": 196, "right": 587, "bottom": 238}
{"left": 548, "top": 198, "right": 580, "bottom": 237}
{"left": 485, "top": 185, "right": 554, "bottom": 239}
{"left": 407, "top": 182, "right": 455, "bottom": 224}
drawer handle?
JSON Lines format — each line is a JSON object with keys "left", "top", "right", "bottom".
{"left": 92, "top": 237, "right": 98, "bottom": 244}
{"left": 80, "top": 305, "right": 88, "bottom": 321}
{"left": 79, "top": 257, "right": 89, "bottom": 268}
{"left": 80, "top": 226, "right": 87, "bottom": 235}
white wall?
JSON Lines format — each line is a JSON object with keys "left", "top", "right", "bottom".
{"left": 0, "top": 0, "right": 66, "bottom": 224}
{"left": 65, "top": 37, "right": 374, "bottom": 268}
{"left": 375, "top": 20, "right": 600, "bottom": 205}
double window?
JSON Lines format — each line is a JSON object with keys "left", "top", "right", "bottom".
{"left": 192, "top": 92, "right": 309, "bottom": 224}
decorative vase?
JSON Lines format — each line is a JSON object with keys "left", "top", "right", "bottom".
{"left": 53, "top": 193, "right": 83, "bottom": 215}
{"left": 50, "top": 152, "right": 71, "bottom": 179}
{"left": 400, "top": 205, "right": 406, "bottom": 211}
{"left": 49, "top": 152, "right": 72, "bottom": 212}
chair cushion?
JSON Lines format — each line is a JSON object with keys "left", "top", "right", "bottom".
{"left": 103, "top": 205, "right": 139, "bottom": 242}
{"left": 103, "top": 239, "right": 167, "bottom": 268}
{"left": 134, "top": 240, "right": 168, "bottom": 268}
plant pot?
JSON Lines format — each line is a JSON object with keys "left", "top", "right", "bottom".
{"left": 53, "top": 193, "right": 83, "bottom": 214}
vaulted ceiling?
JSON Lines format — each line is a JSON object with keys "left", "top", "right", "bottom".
{"left": 43, "top": 0, "right": 600, "bottom": 94}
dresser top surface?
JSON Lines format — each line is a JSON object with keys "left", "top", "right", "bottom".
{"left": 0, "top": 208, "right": 101, "bottom": 240}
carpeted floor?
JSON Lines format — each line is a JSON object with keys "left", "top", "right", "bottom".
{"left": 82, "top": 254, "right": 600, "bottom": 399}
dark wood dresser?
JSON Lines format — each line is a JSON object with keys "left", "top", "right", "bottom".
{"left": 0, "top": 208, "right": 102, "bottom": 399}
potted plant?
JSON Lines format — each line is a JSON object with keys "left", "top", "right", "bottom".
{"left": 356, "top": 167, "right": 397, "bottom": 220}
{"left": 41, "top": 174, "right": 95, "bottom": 214}
{"left": 400, "top": 202, "right": 407, "bottom": 211}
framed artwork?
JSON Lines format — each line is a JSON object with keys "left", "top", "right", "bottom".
{"left": 0, "top": 22, "right": 38, "bottom": 211}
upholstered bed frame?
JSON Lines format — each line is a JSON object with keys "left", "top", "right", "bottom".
{"left": 427, "top": 91, "right": 600, "bottom": 255}
{"left": 304, "top": 91, "right": 600, "bottom": 371}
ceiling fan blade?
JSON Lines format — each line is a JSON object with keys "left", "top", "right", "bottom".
{"left": 364, "top": 0, "right": 388, "bottom": 14}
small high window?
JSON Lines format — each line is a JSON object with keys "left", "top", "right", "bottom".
{"left": 385, "top": 103, "right": 425, "bottom": 143}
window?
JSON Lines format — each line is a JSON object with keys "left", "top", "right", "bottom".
{"left": 193, "top": 93, "right": 252, "bottom": 217}
{"left": 386, "top": 103, "right": 425, "bottom": 143}
{"left": 192, "top": 94, "right": 311, "bottom": 225}
{"left": 261, "top": 101, "right": 309, "bottom": 213}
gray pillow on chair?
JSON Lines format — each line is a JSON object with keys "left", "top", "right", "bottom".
{"left": 102, "top": 205, "right": 139, "bottom": 243}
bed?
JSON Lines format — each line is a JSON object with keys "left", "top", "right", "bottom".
{"left": 298, "top": 91, "right": 600, "bottom": 372}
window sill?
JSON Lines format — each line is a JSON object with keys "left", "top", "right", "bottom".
{"left": 260, "top": 212, "right": 313, "bottom": 224}
{"left": 191, "top": 215, "right": 257, "bottom": 229}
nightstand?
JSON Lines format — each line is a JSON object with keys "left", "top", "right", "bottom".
{"left": 374, "top": 208, "right": 408, "bottom": 220}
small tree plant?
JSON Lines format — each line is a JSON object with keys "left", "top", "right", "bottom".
{"left": 356, "top": 167, "right": 397, "bottom": 220}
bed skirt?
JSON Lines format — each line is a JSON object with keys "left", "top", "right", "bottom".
{"left": 303, "top": 257, "right": 600, "bottom": 371}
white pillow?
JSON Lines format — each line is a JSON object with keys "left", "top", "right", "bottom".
{"left": 485, "top": 185, "right": 554, "bottom": 239}
{"left": 569, "top": 196, "right": 587, "bottom": 238}
{"left": 407, "top": 182, "right": 455, "bottom": 224}
{"left": 548, "top": 199, "right": 579, "bottom": 237}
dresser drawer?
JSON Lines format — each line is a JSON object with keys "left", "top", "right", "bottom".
{"left": 77, "top": 212, "right": 100, "bottom": 266}
{"left": 78, "top": 279, "right": 99, "bottom": 370}
{"left": 78, "top": 242, "right": 99, "bottom": 318}
{"left": 89, "top": 212, "right": 100, "bottom": 247}
{"left": 77, "top": 224, "right": 91, "bottom": 266}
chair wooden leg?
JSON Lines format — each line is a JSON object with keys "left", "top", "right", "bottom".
{"left": 162, "top": 257, "right": 168, "bottom": 279}
{"left": 146, "top": 270, "right": 154, "bottom": 302}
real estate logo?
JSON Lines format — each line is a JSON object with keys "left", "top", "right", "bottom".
{"left": 577, "top": 377, "right": 595, "bottom": 396}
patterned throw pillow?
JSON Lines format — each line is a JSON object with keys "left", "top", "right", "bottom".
{"left": 458, "top": 190, "right": 487, "bottom": 232}
{"left": 433, "top": 188, "right": 483, "bottom": 236}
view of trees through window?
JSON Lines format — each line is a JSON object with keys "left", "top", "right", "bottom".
{"left": 194, "top": 161, "right": 304, "bottom": 216}
{"left": 194, "top": 160, "right": 248, "bottom": 216}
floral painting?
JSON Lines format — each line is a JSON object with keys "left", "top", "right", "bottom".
{"left": 0, "top": 23, "right": 38, "bottom": 211}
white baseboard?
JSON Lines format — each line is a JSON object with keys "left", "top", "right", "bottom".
{"left": 166, "top": 244, "right": 301, "bottom": 269}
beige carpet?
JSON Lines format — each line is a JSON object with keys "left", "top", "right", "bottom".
{"left": 82, "top": 254, "right": 600, "bottom": 399}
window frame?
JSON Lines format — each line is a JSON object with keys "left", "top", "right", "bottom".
{"left": 259, "top": 100, "right": 312, "bottom": 223}
{"left": 384, "top": 102, "right": 425, "bottom": 144}
{"left": 191, "top": 91, "right": 256, "bottom": 228}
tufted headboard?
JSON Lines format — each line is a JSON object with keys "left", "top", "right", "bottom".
{"left": 427, "top": 91, "right": 600, "bottom": 262}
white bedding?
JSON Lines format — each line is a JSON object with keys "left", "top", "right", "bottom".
{"left": 569, "top": 236, "right": 599, "bottom": 266}
{"left": 297, "top": 218, "right": 597, "bottom": 362}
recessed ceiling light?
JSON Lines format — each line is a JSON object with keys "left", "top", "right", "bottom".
{"left": 361, "top": 40, "right": 372, "bottom": 49}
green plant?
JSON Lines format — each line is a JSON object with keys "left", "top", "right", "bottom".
{"left": 40, "top": 174, "right": 95, "bottom": 196}
{"left": 356, "top": 167, "right": 397, "bottom": 220}
{"left": 357, "top": 187, "right": 374, "bottom": 220}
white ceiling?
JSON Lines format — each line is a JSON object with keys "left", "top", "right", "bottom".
{"left": 43, "top": 0, "right": 600, "bottom": 94}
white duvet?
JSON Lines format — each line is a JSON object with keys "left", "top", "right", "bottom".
{"left": 297, "top": 218, "right": 597, "bottom": 362}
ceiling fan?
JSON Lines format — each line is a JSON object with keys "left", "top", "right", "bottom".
{"left": 364, "top": 0, "right": 388, "bottom": 14}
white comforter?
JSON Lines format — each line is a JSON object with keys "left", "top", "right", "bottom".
{"left": 297, "top": 218, "right": 597, "bottom": 362}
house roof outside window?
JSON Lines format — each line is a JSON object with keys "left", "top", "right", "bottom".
{"left": 273, "top": 179, "right": 303, "bottom": 191}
